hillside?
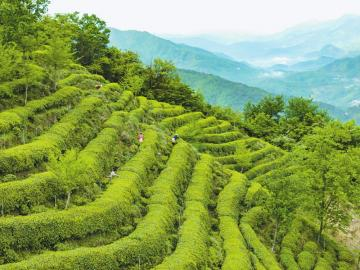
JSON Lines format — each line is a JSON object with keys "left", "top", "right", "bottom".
{"left": 0, "top": 2, "right": 359, "bottom": 269}
{"left": 0, "top": 73, "right": 358, "bottom": 269}
{"left": 178, "top": 69, "right": 352, "bottom": 122}
{"left": 178, "top": 69, "right": 271, "bottom": 110}
{"left": 167, "top": 15, "right": 360, "bottom": 66}
{"left": 254, "top": 55, "right": 360, "bottom": 110}
{"left": 110, "top": 28, "right": 260, "bottom": 83}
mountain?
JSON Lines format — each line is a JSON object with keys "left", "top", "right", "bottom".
{"left": 110, "top": 28, "right": 260, "bottom": 83}
{"left": 110, "top": 27, "right": 359, "bottom": 121}
{"left": 178, "top": 69, "right": 354, "bottom": 122}
{"left": 177, "top": 69, "right": 271, "bottom": 110}
{"left": 165, "top": 15, "right": 360, "bottom": 66}
{"left": 269, "top": 56, "right": 336, "bottom": 72}
{"left": 253, "top": 55, "right": 360, "bottom": 109}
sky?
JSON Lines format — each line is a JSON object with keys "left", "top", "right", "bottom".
{"left": 48, "top": 0, "right": 360, "bottom": 36}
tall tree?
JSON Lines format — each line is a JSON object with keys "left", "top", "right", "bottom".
{"left": 71, "top": 13, "right": 110, "bottom": 66}
{"left": 0, "top": 42, "right": 21, "bottom": 83}
{"left": 0, "top": 0, "right": 49, "bottom": 51}
{"left": 294, "top": 125, "right": 356, "bottom": 245}
{"left": 35, "top": 33, "right": 73, "bottom": 91}
{"left": 17, "top": 59, "right": 44, "bottom": 104}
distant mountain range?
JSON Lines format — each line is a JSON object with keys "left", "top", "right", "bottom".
{"left": 110, "top": 15, "right": 360, "bottom": 123}
{"left": 177, "top": 69, "right": 270, "bottom": 110}
{"left": 164, "top": 15, "right": 360, "bottom": 66}
{"left": 178, "top": 69, "right": 352, "bottom": 122}
{"left": 110, "top": 28, "right": 260, "bottom": 83}
{"left": 254, "top": 55, "right": 360, "bottom": 109}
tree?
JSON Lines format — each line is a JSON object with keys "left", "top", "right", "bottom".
{"left": 264, "top": 169, "right": 310, "bottom": 251}
{"left": 244, "top": 95, "right": 285, "bottom": 121}
{"left": 0, "top": 0, "right": 49, "bottom": 50}
{"left": 285, "top": 97, "right": 326, "bottom": 122}
{"left": 90, "top": 47, "right": 144, "bottom": 82}
{"left": 294, "top": 128, "right": 355, "bottom": 246}
{"left": 0, "top": 42, "right": 21, "bottom": 83}
{"left": 17, "top": 59, "right": 44, "bottom": 104}
{"left": 142, "top": 59, "right": 206, "bottom": 111}
{"left": 47, "top": 150, "right": 84, "bottom": 209}
{"left": 35, "top": 33, "right": 73, "bottom": 90}
{"left": 61, "top": 13, "right": 110, "bottom": 67}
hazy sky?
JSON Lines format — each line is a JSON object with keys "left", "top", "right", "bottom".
{"left": 48, "top": 0, "right": 360, "bottom": 36}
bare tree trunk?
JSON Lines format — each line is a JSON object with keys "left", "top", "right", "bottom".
{"left": 24, "top": 85, "right": 29, "bottom": 105}
{"left": 1, "top": 200, "right": 4, "bottom": 216}
{"left": 271, "top": 220, "right": 279, "bottom": 252}
{"left": 21, "top": 125, "right": 27, "bottom": 144}
{"left": 317, "top": 217, "right": 324, "bottom": 245}
{"left": 65, "top": 191, "right": 71, "bottom": 209}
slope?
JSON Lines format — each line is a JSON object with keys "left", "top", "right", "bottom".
{"left": 254, "top": 55, "right": 360, "bottom": 110}
{"left": 178, "top": 69, "right": 271, "bottom": 110}
{"left": 109, "top": 28, "right": 260, "bottom": 83}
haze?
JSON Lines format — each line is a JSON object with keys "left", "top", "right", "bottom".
{"left": 49, "top": 0, "right": 360, "bottom": 37}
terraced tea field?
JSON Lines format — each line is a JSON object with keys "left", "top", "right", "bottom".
{"left": 0, "top": 78, "right": 356, "bottom": 269}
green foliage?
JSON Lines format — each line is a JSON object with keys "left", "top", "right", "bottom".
{"left": 154, "top": 155, "right": 214, "bottom": 269}
{"left": 160, "top": 111, "right": 203, "bottom": 130}
{"left": 313, "top": 257, "right": 332, "bottom": 270}
{"left": 141, "top": 59, "right": 207, "bottom": 111}
{"left": 0, "top": 43, "right": 21, "bottom": 83}
{"left": 202, "top": 120, "right": 233, "bottom": 134}
{"left": 0, "top": 128, "right": 159, "bottom": 254}
{"left": 298, "top": 250, "right": 317, "bottom": 270}
{"left": 90, "top": 47, "right": 144, "bottom": 85}
{"left": 193, "top": 131, "right": 243, "bottom": 144}
{"left": 0, "top": 97, "right": 103, "bottom": 175}
{"left": 0, "top": 0, "right": 49, "bottom": 49}
{"left": 59, "top": 13, "right": 110, "bottom": 67}
{"left": 244, "top": 95, "right": 329, "bottom": 148}
{"left": 245, "top": 183, "right": 270, "bottom": 208}
{"left": 0, "top": 86, "right": 82, "bottom": 134}
{"left": 34, "top": 32, "right": 73, "bottom": 90}
{"left": 177, "top": 116, "right": 218, "bottom": 139}
{"left": 58, "top": 73, "right": 107, "bottom": 89}
{"left": 240, "top": 220, "right": 281, "bottom": 270}
{"left": 1, "top": 141, "right": 196, "bottom": 269}
{"left": 217, "top": 171, "right": 252, "bottom": 269}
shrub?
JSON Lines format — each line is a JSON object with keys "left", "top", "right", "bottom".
{"left": 245, "top": 155, "right": 287, "bottom": 180}
{"left": 303, "top": 241, "right": 318, "bottom": 254}
{"left": 217, "top": 170, "right": 247, "bottom": 219}
{"left": 151, "top": 106, "right": 185, "bottom": 119}
{"left": 110, "top": 90, "right": 134, "bottom": 111}
{"left": 240, "top": 222, "right": 281, "bottom": 270}
{"left": 0, "top": 100, "right": 148, "bottom": 215}
{"left": 298, "top": 251, "right": 316, "bottom": 270}
{"left": 193, "top": 131, "right": 243, "bottom": 144}
{"left": 217, "top": 171, "right": 252, "bottom": 269}
{"left": 0, "top": 141, "right": 197, "bottom": 269}
{"left": 177, "top": 116, "right": 218, "bottom": 139}
{"left": 202, "top": 120, "right": 232, "bottom": 134}
{"left": 313, "top": 257, "right": 332, "bottom": 270}
{"left": 0, "top": 129, "right": 160, "bottom": 254}
{"left": 58, "top": 74, "right": 107, "bottom": 89}
{"left": 160, "top": 112, "right": 203, "bottom": 130}
{"left": 280, "top": 247, "right": 300, "bottom": 270}
{"left": 244, "top": 182, "right": 270, "bottom": 207}
{"left": 0, "top": 86, "right": 82, "bottom": 134}
{"left": 0, "top": 97, "right": 103, "bottom": 175}
{"left": 193, "top": 141, "right": 239, "bottom": 156}
{"left": 154, "top": 155, "right": 214, "bottom": 269}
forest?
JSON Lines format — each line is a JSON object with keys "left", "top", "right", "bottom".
{"left": 0, "top": 0, "right": 359, "bottom": 269}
